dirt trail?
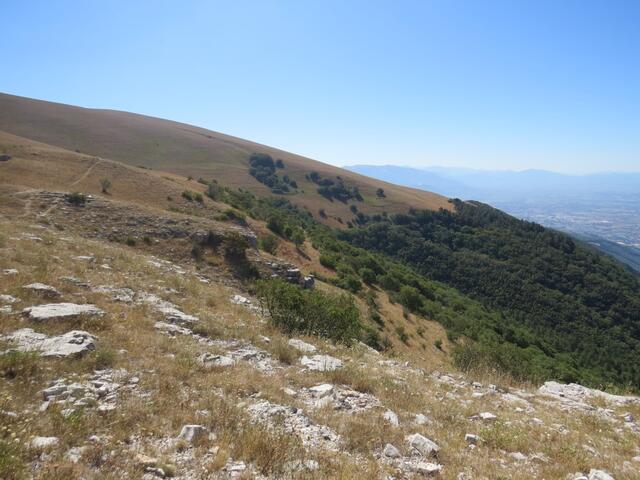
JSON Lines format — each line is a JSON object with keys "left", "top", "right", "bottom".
{"left": 69, "top": 158, "right": 102, "bottom": 187}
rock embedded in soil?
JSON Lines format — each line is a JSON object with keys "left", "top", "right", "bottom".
{"left": 3, "top": 328, "right": 96, "bottom": 357}
{"left": 288, "top": 338, "right": 317, "bottom": 353}
{"left": 300, "top": 354, "right": 343, "bottom": 372}
{"left": 406, "top": 433, "right": 440, "bottom": 457}
{"left": 22, "top": 302, "right": 105, "bottom": 321}
{"left": 22, "top": 283, "right": 61, "bottom": 298}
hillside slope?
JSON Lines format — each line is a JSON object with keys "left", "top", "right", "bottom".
{"left": 0, "top": 93, "right": 450, "bottom": 227}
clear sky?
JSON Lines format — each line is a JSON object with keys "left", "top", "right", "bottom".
{"left": 1, "top": 0, "right": 639, "bottom": 173}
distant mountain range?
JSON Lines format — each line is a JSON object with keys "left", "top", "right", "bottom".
{"left": 346, "top": 165, "right": 640, "bottom": 272}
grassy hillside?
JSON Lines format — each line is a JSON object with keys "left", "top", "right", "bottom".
{"left": 0, "top": 93, "right": 450, "bottom": 227}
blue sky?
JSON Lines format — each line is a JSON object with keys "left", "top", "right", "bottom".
{"left": 1, "top": 0, "right": 639, "bottom": 173}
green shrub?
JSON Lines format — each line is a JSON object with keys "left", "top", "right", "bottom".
{"left": 222, "top": 233, "right": 249, "bottom": 262}
{"left": 398, "top": 285, "right": 423, "bottom": 312}
{"left": 125, "top": 237, "right": 136, "bottom": 246}
{"left": 319, "top": 253, "right": 338, "bottom": 270}
{"left": 359, "top": 267, "right": 376, "bottom": 285}
{"left": 256, "top": 279, "right": 361, "bottom": 343}
{"left": 181, "top": 190, "right": 194, "bottom": 201}
{"left": 434, "top": 339, "right": 443, "bottom": 350}
{"left": 259, "top": 234, "right": 279, "bottom": 255}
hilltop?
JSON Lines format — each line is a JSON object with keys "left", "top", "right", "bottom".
{"left": 0, "top": 93, "right": 449, "bottom": 228}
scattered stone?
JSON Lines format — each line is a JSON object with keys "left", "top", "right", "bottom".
{"left": 198, "top": 352, "right": 235, "bottom": 368}
{"left": 478, "top": 412, "right": 497, "bottom": 421}
{"left": 383, "top": 443, "right": 401, "bottom": 458}
{"left": 414, "top": 413, "right": 430, "bottom": 425}
{"left": 155, "top": 321, "right": 193, "bottom": 336}
{"left": 177, "top": 424, "right": 207, "bottom": 443}
{"left": 139, "top": 293, "right": 197, "bottom": 325}
{"left": 509, "top": 452, "right": 527, "bottom": 461}
{"left": 23, "top": 283, "right": 60, "bottom": 298}
{"left": 588, "top": 470, "right": 615, "bottom": 480}
{"left": 22, "top": 303, "right": 105, "bottom": 321}
{"left": 406, "top": 433, "right": 440, "bottom": 457}
{"left": 231, "top": 294, "right": 251, "bottom": 305}
{"left": 31, "top": 436, "right": 59, "bottom": 449}
{"left": 61, "top": 276, "right": 90, "bottom": 288}
{"left": 465, "top": 433, "right": 480, "bottom": 445}
{"left": 2, "top": 269, "right": 18, "bottom": 275}
{"left": 0, "top": 294, "right": 17, "bottom": 304}
{"left": 415, "top": 462, "right": 443, "bottom": 475}
{"left": 309, "top": 383, "right": 334, "bottom": 398}
{"left": 3, "top": 328, "right": 96, "bottom": 357}
{"left": 300, "top": 354, "right": 343, "bottom": 372}
{"left": 73, "top": 255, "right": 95, "bottom": 262}
{"left": 93, "top": 285, "right": 135, "bottom": 302}
{"left": 65, "top": 446, "right": 87, "bottom": 463}
{"left": 383, "top": 409, "right": 400, "bottom": 426}
{"left": 135, "top": 453, "right": 159, "bottom": 468}
{"left": 288, "top": 338, "right": 317, "bottom": 353}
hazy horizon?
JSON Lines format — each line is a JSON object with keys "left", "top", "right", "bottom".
{"left": 2, "top": 1, "right": 639, "bottom": 174}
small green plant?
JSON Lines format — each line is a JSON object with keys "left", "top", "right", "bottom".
{"left": 99, "top": 178, "right": 111, "bottom": 194}
{"left": 434, "top": 339, "right": 443, "bottom": 350}
{"left": 125, "top": 237, "right": 136, "bottom": 246}
{"left": 0, "top": 440, "right": 25, "bottom": 479}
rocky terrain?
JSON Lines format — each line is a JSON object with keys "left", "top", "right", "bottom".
{"left": 1, "top": 214, "right": 640, "bottom": 479}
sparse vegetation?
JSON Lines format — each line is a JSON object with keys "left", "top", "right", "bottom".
{"left": 66, "top": 191, "right": 87, "bottom": 206}
{"left": 99, "top": 178, "right": 111, "bottom": 194}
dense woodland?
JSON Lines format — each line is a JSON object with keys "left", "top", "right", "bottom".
{"left": 208, "top": 177, "right": 640, "bottom": 391}
{"left": 341, "top": 200, "right": 640, "bottom": 389}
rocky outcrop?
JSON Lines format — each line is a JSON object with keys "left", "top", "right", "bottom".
{"left": 22, "top": 303, "right": 105, "bottom": 321}
{"left": 300, "top": 354, "right": 343, "bottom": 371}
{"left": 2, "top": 328, "right": 96, "bottom": 357}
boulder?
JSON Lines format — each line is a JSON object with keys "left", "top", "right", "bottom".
{"left": 300, "top": 354, "right": 343, "bottom": 372}
{"left": 22, "top": 303, "right": 105, "bottom": 321}
{"left": 478, "top": 412, "right": 497, "bottom": 421}
{"left": 415, "top": 462, "right": 443, "bottom": 476}
{"left": 465, "top": 433, "right": 480, "bottom": 445}
{"left": 539, "top": 381, "right": 639, "bottom": 406}
{"left": 3, "top": 328, "right": 96, "bottom": 357}
{"left": 309, "top": 384, "right": 334, "bottom": 398}
{"left": 0, "top": 294, "right": 17, "bottom": 304}
{"left": 406, "top": 433, "right": 440, "bottom": 457}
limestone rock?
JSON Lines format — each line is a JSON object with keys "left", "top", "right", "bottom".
{"left": 198, "top": 352, "right": 235, "bottom": 368}
{"left": 288, "top": 338, "right": 317, "bottom": 353}
{"left": 0, "top": 294, "right": 17, "bottom": 304}
{"left": 383, "top": 409, "right": 399, "bottom": 426}
{"left": 31, "top": 436, "right": 59, "bottom": 449}
{"left": 300, "top": 354, "right": 343, "bottom": 372}
{"left": 383, "top": 443, "right": 401, "bottom": 458}
{"left": 177, "top": 424, "right": 207, "bottom": 443}
{"left": 588, "top": 470, "right": 615, "bottom": 480}
{"left": 406, "top": 433, "right": 440, "bottom": 457}
{"left": 23, "top": 283, "right": 60, "bottom": 298}
{"left": 415, "top": 462, "right": 443, "bottom": 476}
{"left": 465, "top": 433, "right": 480, "bottom": 445}
{"left": 22, "top": 303, "right": 105, "bottom": 321}
{"left": 3, "top": 328, "right": 96, "bottom": 357}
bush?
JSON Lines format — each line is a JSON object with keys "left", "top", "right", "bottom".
{"left": 125, "top": 237, "right": 136, "bottom": 246}
{"left": 181, "top": 190, "right": 194, "bottom": 201}
{"left": 319, "top": 253, "right": 338, "bottom": 270}
{"left": 99, "top": 178, "right": 111, "bottom": 193}
{"left": 398, "top": 285, "right": 423, "bottom": 312}
{"left": 259, "top": 234, "right": 279, "bottom": 254}
{"left": 376, "top": 188, "right": 385, "bottom": 198}
{"left": 222, "top": 233, "right": 250, "bottom": 261}
{"left": 434, "top": 339, "right": 443, "bottom": 350}
{"left": 359, "top": 267, "right": 376, "bottom": 285}
{"left": 256, "top": 279, "right": 361, "bottom": 343}
{"left": 291, "top": 228, "right": 305, "bottom": 247}
{"left": 67, "top": 191, "right": 87, "bottom": 206}
{"left": 267, "top": 215, "right": 285, "bottom": 236}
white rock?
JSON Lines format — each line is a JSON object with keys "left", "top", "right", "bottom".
{"left": 509, "top": 452, "right": 527, "bottom": 461}
{"left": 539, "top": 381, "right": 640, "bottom": 406}
{"left": 22, "top": 303, "right": 104, "bottom": 321}
{"left": 383, "top": 409, "right": 399, "bottom": 426}
{"left": 177, "top": 424, "right": 207, "bottom": 443}
{"left": 588, "top": 470, "right": 615, "bottom": 480}
{"left": 300, "top": 354, "right": 343, "bottom": 372}
{"left": 73, "top": 255, "right": 95, "bottom": 262}
{"left": 2, "top": 269, "right": 18, "bottom": 275}
{"left": 383, "top": 443, "right": 401, "bottom": 458}
{"left": 309, "top": 384, "right": 334, "bottom": 398}
{"left": 478, "top": 412, "right": 497, "bottom": 421}
{"left": 632, "top": 456, "right": 640, "bottom": 462}
{"left": 231, "top": 294, "right": 251, "bottom": 305}
{"left": 198, "top": 353, "right": 235, "bottom": 368}
{"left": 4, "top": 328, "right": 96, "bottom": 357}
{"left": 406, "top": 433, "right": 440, "bottom": 457}
{"left": 65, "top": 446, "right": 87, "bottom": 463}
{"left": 465, "top": 433, "right": 480, "bottom": 445}
{"left": 414, "top": 413, "right": 430, "bottom": 425}
{"left": 23, "top": 283, "right": 60, "bottom": 298}
{"left": 288, "top": 338, "right": 317, "bottom": 353}
{"left": 415, "top": 462, "right": 443, "bottom": 475}
{"left": 0, "top": 294, "right": 17, "bottom": 304}
{"left": 31, "top": 436, "right": 59, "bottom": 449}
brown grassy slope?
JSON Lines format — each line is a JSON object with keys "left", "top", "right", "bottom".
{"left": 0, "top": 92, "right": 450, "bottom": 227}
{"left": 0, "top": 130, "right": 216, "bottom": 212}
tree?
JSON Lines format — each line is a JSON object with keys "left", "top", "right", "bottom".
{"left": 376, "top": 188, "right": 386, "bottom": 198}
{"left": 291, "top": 228, "right": 305, "bottom": 248}
{"left": 99, "top": 178, "right": 111, "bottom": 194}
